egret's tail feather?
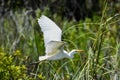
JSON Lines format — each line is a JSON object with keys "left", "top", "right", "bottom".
{"left": 39, "top": 56, "right": 49, "bottom": 61}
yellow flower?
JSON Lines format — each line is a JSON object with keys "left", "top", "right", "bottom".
{"left": 38, "top": 74, "right": 45, "bottom": 80}
{"left": 14, "top": 50, "right": 21, "bottom": 56}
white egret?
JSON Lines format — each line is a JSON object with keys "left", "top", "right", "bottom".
{"left": 38, "top": 15, "right": 83, "bottom": 61}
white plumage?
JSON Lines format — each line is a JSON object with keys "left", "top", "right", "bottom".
{"left": 38, "top": 15, "right": 83, "bottom": 61}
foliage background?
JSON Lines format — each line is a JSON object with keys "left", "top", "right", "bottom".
{"left": 0, "top": 0, "right": 120, "bottom": 80}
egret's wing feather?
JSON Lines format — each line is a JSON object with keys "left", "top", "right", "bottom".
{"left": 38, "top": 15, "right": 62, "bottom": 48}
{"left": 46, "top": 41, "right": 65, "bottom": 55}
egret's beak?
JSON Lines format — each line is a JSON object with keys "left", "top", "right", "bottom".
{"left": 76, "top": 50, "right": 84, "bottom": 52}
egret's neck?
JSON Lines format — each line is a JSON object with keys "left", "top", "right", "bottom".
{"left": 68, "top": 50, "right": 77, "bottom": 58}
{"left": 63, "top": 50, "right": 77, "bottom": 58}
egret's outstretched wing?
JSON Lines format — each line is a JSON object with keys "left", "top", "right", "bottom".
{"left": 38, "top": 15, "right": 62, "bottom": 48}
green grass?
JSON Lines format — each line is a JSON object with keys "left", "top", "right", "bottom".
{"left": 0, "top": 3, "right": 120, "bottom": 80}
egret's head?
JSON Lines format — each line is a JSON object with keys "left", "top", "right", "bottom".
{"left": 69, "top": 49, "right": 84, "bottom": 58}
